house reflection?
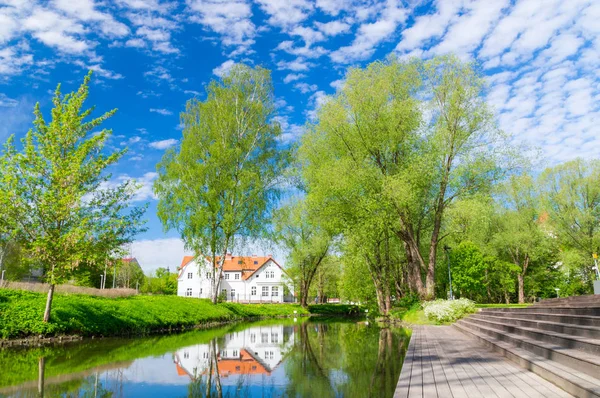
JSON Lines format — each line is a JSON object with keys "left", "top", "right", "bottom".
{"left": 173, "top": 325, "right": 295, "bottom": 380}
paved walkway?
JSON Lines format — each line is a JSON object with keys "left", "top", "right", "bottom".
{"left": 394, "top": 325, "right": 574, "bottom": 398}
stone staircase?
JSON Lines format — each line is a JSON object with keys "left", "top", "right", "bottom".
{"left": 454, "top": 295, "right": 600, "bottom": 398}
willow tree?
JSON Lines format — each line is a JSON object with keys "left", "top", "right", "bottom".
{"left": 0, "top": 72, "right": 146, "bottom": 322}
{"left": 154, "top": 64, "right": 287, "bottom": 303}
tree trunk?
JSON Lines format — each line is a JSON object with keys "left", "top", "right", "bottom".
{"left": 504, "top": 290, "right": 510, "bottom": 305}
{"left": 300, "top": 282, "right": 309, "bottom": 308}
{"left": 517, "top": 273, "right": 525, "bottom": 304}
{"left": 38, "top": 357, "right": 45, "bottom": 398}
{"left": 43, "top": 284, "right": 55, "bottom": 323}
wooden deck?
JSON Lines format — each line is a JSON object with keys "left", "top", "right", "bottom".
{"left": 394, "top": 325, "right": 574, "bottom": 398}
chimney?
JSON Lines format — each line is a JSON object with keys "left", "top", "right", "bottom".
{"left": 226, "top": 252, "right": 232, "bottom": 260}
{"left": 252, "top": 253, "right": 257, "bottom": 257}
{"left": 267, "top": 254, "right": 272, "bottom": 258}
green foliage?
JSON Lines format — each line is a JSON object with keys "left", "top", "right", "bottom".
{"left": 0, "top": 288, "right": 308, "bottom": 339}
{"left": 307, "top": 304, "right": 362, "bottom": 316}
{"left": 140, "top": 267, "right": 177, "bottom": 295}
{"left": 0, "top": 72, "right": 146, "bottom": 321}
{"left": 154, "top": 64, "right": 288, "bottom": 303}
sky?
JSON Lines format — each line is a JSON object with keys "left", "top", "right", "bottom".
{"left": 0, "top": 0, "right": 599, "bottom": 273}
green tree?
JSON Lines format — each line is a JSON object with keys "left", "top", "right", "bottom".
{"left": 141, "top": 267, "right": 177, "bottom": 295}
{"left": 274, "top": 197, "right": 332, "bottom": 307}
{"left": 0, "top": 72, "right": 146, "bottom": 322}
{"left": 493, "top": 174, "right": 549, "bottom": 303}
{"left": 540, "top": 158, "right": 600, "bottom": 293}
{"left": 155, "top": 64, "right": 288, "bottom": 303}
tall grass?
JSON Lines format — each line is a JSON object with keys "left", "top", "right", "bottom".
{"left": 0, "top": 281, "right": 137, "bottom": 297}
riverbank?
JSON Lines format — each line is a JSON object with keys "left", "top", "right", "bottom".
{"left": 0, "top": 289, "right": 309, "bottom": 341}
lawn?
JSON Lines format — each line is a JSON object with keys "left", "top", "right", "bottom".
{"left": 0, "top": 289, "right": 308, "bottom": 339}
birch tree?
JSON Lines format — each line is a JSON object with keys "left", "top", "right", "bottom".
{"left": 154, "top": 64, "right": 287, "bottom": 303}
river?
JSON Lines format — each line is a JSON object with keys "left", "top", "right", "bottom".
{"left": 0, "top": 318, "right": 409, "bottom": 398}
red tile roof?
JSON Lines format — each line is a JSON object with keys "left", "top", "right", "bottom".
{"left": 178, "top": 255, "right": 283, "bottom": 280}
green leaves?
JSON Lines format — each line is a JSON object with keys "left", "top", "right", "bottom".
{"left": 0, "top": 71, "right": 146, "bottom": 288}
{"left": 154, "top": 64, "right": 288, "bottom": 300}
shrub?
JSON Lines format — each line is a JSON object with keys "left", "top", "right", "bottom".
{"left": 422, "top": 298, "right": 476, "bottom": 323}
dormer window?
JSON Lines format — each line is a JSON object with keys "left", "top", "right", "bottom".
{"left": 238, "top": 260, "right": 243, "bottom": 264}
{"left": 254, "top": 260, "right": 258, "bottom": 264}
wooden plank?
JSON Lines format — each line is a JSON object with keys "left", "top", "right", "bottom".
{"left": 430, "top": 328, "right": 470, "bottom": 398}
{"left": 395, "top": 326, "right": 417, "bottom": 398}
{"left": 425, "top": 327, "right": 453, "bottom": 398}
{"left": 408, "top": 327, "right": 424, "bottom": 398}
{"left": 421, "top": 328, "right": 439, "bottom": 397}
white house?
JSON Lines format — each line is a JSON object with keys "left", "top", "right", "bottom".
{"left": 177, "top": 254, "right": 292, "bottom": 303}
{"left": 173, "top": 324, "right": 295, "bottom": 380}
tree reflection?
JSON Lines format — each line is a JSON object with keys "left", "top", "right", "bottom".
{"left": 187, "top": 339, "right": 222, "bottom": 398}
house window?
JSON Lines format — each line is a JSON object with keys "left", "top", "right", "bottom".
{"left": 261, "top": 333, "right": 268, "bottom": 343}
{"left": 222, "top": 288, "right": 227, "bottom": 297}
{"left": 225, "top": 273, "right": 230, "bottom": 280}
{"left": 233, "top": 350, "right": 238, "bottom": 357}
{"left": 250, "top": 333, "right": 256, "bottom": 343}
{"left": 235, "top": 273, "right": 240, "bottom": 280}
{"left": 187, "top": 272, "right": 193, "bottom": 279}
{"left": 272, "top": 286, "right": 279, "bottom": 297}
{"left": 186, "top": 288, "right": 192, "bottom": 297}
{"left": 231, "top": 289, "right": 235, "bottom": 298}
{"left": 251, "top": 286, "right": 256, "bottom": 296}
{"left": 272, "top": 333, "right": 278, "bottom": 343}
{"left": 262, "top": 286, "right": 269, "bottom": 297}
{"left": 184, "top": 351, "right": 189, "bottom": 359}
{"left": 200, "top": 288, "right": 202, "bottom": 295}
{"left": 206, "top": 272, "right": 211, "bottom": 279}
{"left": 265, "top": 351, "right": 273, "bottom": 359}
{"left": 203, "top": 352, "right": 208, "bottom": 359}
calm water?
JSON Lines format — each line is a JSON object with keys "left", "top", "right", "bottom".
{"left": 0, "top": 319, "right": 409, "bottom": 398}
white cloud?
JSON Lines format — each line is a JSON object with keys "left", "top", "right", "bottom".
{"left": 255, "top": 0, "right": 313, "bottom": 30}
{"left": 149, "top": 108, "right": 173, "bottom": 115}
{"left": 149, "top": 138, "right": 178, "bottom": 149}
{"left": 188, "top": 0, "right": 255, "bottom": 55}
{"left": 213, "top": 59, "right": 235, "bottom": 77}
{"left": 131, "top": 238, "right": 192, "bottom": 273}
{"left": 315, "top": 20, "right": 351, "bottom": 36}
{"left": 331, "top": 0, "right": 407, "bottom": 63}
{"left": 294, "top": 82, "right": 317, "bottom": 93}
{"left": 283, "top": 73, "right": 305, "bottom": 83}
{"left": 276, "top": 58, "right": 313, "bottom": 72}
{"left": 0, "top": 93, "right": 18, "bottom": 107}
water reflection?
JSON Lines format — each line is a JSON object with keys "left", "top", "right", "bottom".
{"left": 0, "top": 320, "right": 409, "bottom": 398}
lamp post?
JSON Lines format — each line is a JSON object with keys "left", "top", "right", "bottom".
{"left": 100, "top": 274, "right": 104, "bottom": 290}
{"left": 593, "top": 253, "right": 600, "bottom": 280}
{"left": 554, "top": 288, "right": 560, "bottom": 298}
{"left": 444, "top": 245, "right": 454, "bottom": 300}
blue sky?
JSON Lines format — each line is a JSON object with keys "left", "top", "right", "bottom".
{"left": 0, "top": 0, "right": 598, "bottom": 272}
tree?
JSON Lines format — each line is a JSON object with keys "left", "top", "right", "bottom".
{"left": 0, "top": 72, "right": 146, "bottom": 322}
{"left": 274, "top": 198, "right": 332, "bottom": 307}
{"left": 540, "top": 158, "right": 600, "bottom": 293}
{"left": 493, "top": 174, "right": 549, "bottom": 303}
{"left": 155, "top": 64, "right": 287, "bottom": 303}
{"left": 141, "top": 267, "right": 177, "bottom": 295}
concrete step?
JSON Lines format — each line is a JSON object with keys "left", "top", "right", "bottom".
{"left": 482, "top": 306, "right": 600, "bottom": 316}
{"left": 478, "top": 310, "right": 600, "bottom": 327}
{"left": 456, "top": 318, "right": 600, "bottom": 380}
{"left": 454, "top": 322, "right": 600, "bottom": 398}
{"left": 462, "top": 316, "right": 600, "bottom": 355}
{"left": 471, "top": 313, "right": 600, "bottom": 339}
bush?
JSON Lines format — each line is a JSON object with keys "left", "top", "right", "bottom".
{"left": 422, "top": 298, "right": 476, "bottom": 323}
{"left": 308, "top": 304, "right": 362, "bottom": 316}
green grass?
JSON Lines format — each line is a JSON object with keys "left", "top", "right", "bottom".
{"left": 307, "top": 303, "right": 363, "bottom": 316}
{"left": 390, "top": 304, "right": 439, "bottom": 326}
{"left": 0, "top": 289, "right": 309, "bottom": 339}
{"left": 475, "top": 304, "right": 531, "bottom": 308}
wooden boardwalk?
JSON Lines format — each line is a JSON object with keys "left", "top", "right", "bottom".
{"left": 394, "top": 325, "right": 574, "bottom": 398}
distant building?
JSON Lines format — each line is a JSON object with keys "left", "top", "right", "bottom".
{"left": 176, "top": 253, "right": 293, "bottom": 302}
